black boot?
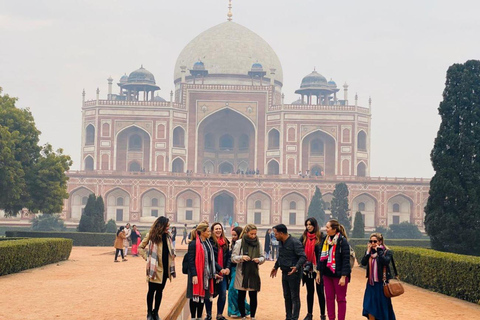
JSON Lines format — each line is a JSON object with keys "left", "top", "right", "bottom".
{"left": 320, "top": 315, "right": 326, "bottom": 320}
{"left": 303, "top": 314, "right": 313, "bottom": 320}
{"left": 152, "top": 309, "right": 160, "bottom": 320}
{"left": 147, "top": 311, "right": 154, "bottom": 320}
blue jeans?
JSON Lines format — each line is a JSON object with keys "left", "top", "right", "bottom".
{"left": 205, "top": 278, "right": 227, "bottom": 316}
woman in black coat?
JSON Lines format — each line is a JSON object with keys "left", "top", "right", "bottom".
{"left": 264, "top": 229, "right": 272, "bottom": 260}
{"left": 360, "top": 233, "right": 396, "bottom": 320}
{"left": 300, "top": 217, "right": 326, "bottom": 320}
{"left": 186, "top": 222, "right": 222, "bottom": 320}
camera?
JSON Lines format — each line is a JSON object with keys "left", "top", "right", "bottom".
{"left": 304, "top": 261, "right": 313, "bottom": 273}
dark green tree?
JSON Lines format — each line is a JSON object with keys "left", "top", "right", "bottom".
{"left": 425, "top": 60, "right": 480, "bottom": 255}
{"left": 352, "top": 211, "right": 365, "bottom": 238}
{"left": 105, "top": 219, "right": 117, "bottom": 233}
{"left": 374, "top": 226, "right": 388, "bottom": 236}
{"left": 31, "top": 214, "right": 66, "bottom": 231}
{"left": 307, "top": 186, "right": 326, "bottom": 226}
{"left": 0, "top": 87, "right": 71, "bottom": 215}
{"left": 77, "top": 194, "right": 96, "bottom": 232}
{"left": 331, "top": 183, "right": 351, "bottom": 236}
{"left": 92, "top": 196, "right": 106, "bottom": 232}
{"left": 387, "top": 222, "right": 423, "bottom": 239}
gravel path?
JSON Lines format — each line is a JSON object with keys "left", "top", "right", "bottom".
{"left": 1, "top": 246, "right": 479, "bottom": 320}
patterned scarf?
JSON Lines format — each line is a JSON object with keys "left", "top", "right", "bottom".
{"left": 146, "top": 240, "right": 158, "bottom": 279}
{"left": 145, "top": 234, "right": 176, "bottom": 280}
{"left": 368, "top": 245, "right": 384, "bottom": 285}
{"left": 304, "top": 232, "right": 317, "bottom": 265}
{"left": 217, "top": 237, "right": 226, "bottom": 268}
{"left": 193, "top": 237, "right": 214, "bottom": 302}
{"left": 320, "top": 233, "right": 340, "bottom": 273}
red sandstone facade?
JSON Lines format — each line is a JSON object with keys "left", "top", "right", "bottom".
{"left": 64, "top": 20, "right": 430, "bottom": 230}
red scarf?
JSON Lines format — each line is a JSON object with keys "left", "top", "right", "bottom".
{"left": 193, "top": 237, "right": 214, "bottom": 300}
{"left": 305, "top": 232, "right": 317, "bottom": 265}
{"left": 217, "top": 237, "right": 226, "bottom": 268}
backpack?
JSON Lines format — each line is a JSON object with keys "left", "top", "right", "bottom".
{"left": 182, "top": 252, "right": 189, "bottom": 274}
{"left": 339, "top": 237, "right": 356, "bottom": 271}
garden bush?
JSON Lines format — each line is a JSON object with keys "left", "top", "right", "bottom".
{"left": 354, "top": 245, "right": 480, "bottom": 304}
{"left": 0, "top": 238, "right": 72, "bottom": 275}
{"left": 349, "top": 238, "right": 430, "bottom": 249}
{"left": 6, "top": 231, "right": 116, "bottom": 246}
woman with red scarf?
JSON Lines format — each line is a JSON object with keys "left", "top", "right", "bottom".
{"left": 205, "top": 222, "right": 231, "bottom": 320}
{"left": 300, "top": 217, "right": 326, "bottom": 320}
{"left": 186, "top": 222, "right": 223, "bottom": 320}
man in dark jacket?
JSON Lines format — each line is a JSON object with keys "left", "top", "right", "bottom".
{"left": 270, "top": 224, "right": 307, "bottom": 320}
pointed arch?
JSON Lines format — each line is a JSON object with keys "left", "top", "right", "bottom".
{"left": 69, "top": 187, "right": 94, "bottom": 220}
{"left": 357, "top": 161, "right": 367, "bottom": 177}
{"left": 267, "top": 159, "right": 280, "bottom": 175}
{"left": 115, "top": 125, "right": 151, "bottom": 172}
{"left": 268, "top": 128, "right": 280, "bottom": 150}
{"left": 387, "top": 194, "right": 414, "bottom": 225}
{"left": 173, "top": 126, "right": 185, "bottom": 148}
{"left": 246, "top": 191, "right": 272, "bottom": 225}
{"left": 177, "top": 189, "right": 202, "bottom": 223}
{"left": 105, "top": 187, "right": 131, "bottom": 222}
{"left": 172, "top": 157, "right": 185, "bottom": 173}
{"left": 352, "top": 193, "right": 378, "bottom": 228}
{"left": 301, "top": 129, "right": 336, "bottom": 176}
{"left": 140, "top": 189, "right": 166, "bottom": 222}
{"left": 357, "top": 130, "right": 367, "bottom": 151}
{"left": 85, "top": 124, "right": 95, "bottom": 145}
{"left": 84, "top": 155, "right": 94, "bottom": 171}
{"left": 281, "top": 192, "right": 307, "bottom": 226}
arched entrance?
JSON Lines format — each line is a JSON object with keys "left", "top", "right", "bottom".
{"left": 198, "top": 109, "right": 256, "bottom": 173}
{"left": 116, "top": 126, "right": 151, "bottom": 172}
{"left": 213, "top": 192, "right": 235, "bottom": 225}
{"left": 301, "top": 130, "right": 336, "bottom": 176}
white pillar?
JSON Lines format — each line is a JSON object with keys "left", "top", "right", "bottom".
{"left": 107, "top": 76, "right": 113, "bottom": 99}
{"left": 343, "top": 82, "right": 349, "bottom": 105}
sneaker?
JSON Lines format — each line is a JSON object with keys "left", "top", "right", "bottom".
{"left": 204, "top": 315, "right": 212, "bottom": 320}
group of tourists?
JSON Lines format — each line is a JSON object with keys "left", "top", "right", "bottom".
{"left": 114, "top": 223, "right": 142, "bottom": 262}
{"left": 132, "top": 215, "right": 397, "bottom": 320}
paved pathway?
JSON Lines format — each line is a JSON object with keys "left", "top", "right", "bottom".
{"left": 1, "top": 246, "right": 479, "bottom": 320}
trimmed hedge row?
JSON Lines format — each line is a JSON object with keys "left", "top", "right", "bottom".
{"left": 0, "top": 237, "right": 27, "bottom": 242}
{"left": 6, "top": 231, "right": 116, "bottom": 246}
{"left": 0, "top": 238, "right": 73, "bottom": 276}
{"left": 349, "top": 238, "right": 430, "bottom": 248}
{"left": 354, "top": 245, "right": 480, "bottom": 304}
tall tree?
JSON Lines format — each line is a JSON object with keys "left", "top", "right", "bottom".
{"left": 425, "top": 60, "right": 480, "bottom": 255}
{"left": 0, "top": 87, "right": 71, "bottom": 215}
{"left": 352, "top": 211, "right": 365, "bottom": 238}
{"left": 307, "top": 186, "right": 326, "bottom": 226}
{"left": 93, "top": 196, "right": 106, "bottom": 232}
{"left": 331, "top": 182, "right": 351, "bottom": 236}
{"left": 78, "top": 194, "right": 96, "bottom": 232}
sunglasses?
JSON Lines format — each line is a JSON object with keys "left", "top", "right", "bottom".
{"left": 369, "top": 240, "right": 378, "bottom": 244}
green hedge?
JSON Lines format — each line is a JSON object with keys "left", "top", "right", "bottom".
{"left": 6, "top": 231, "right": 116, "bottom": 246}
{"left": 349, "top": 238, "right": 430, "bottom": 248}
{"left": 0, "top": 237, "right": 26, "bottom": 241}
{"left": 0, "top": 238, "right": 72, "bottom": 275}
{"left": 354, "top": 245, "right": 480, "bottom": 304}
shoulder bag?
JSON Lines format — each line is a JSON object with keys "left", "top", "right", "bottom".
{"left": 383, "top": 255, "right": 404, "bottom": 298}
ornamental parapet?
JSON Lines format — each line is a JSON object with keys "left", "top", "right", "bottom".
{"left": 83, "top": 100, "right": 185, "bottom": 109}
{"left": 269, "top": 104, "right": 370, "bottom": 114}
{"left": 183, "top": 84, "right": 271, "bottom": 91}
{"left": 67, "top": 170, "right": 429, "bottom": 185}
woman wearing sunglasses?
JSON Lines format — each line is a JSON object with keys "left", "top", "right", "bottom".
{"left": 360, "top": 233, "right": 396, "bottom": 320}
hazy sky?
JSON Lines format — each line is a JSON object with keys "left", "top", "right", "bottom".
{"left": 1, "top": 0, "right": 479, "bottom": 178}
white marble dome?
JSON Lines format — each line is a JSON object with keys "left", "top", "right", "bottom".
{"left": 174, "top": 21, "right": 283, "bottom": 85}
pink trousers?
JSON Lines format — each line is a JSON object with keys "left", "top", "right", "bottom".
{"left": 131, "top": 238, "right": 141, "bottom": 255}
{"left": 323, "top": 275, "right": 349, "bottom": 320}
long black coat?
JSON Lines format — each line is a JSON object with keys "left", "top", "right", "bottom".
{"left": 185, "top": 240, "right": 222, "bottom": 299}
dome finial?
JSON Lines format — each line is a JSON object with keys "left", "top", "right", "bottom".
{"left": 227, "top": 0, "right": 233, "bottom": 21}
